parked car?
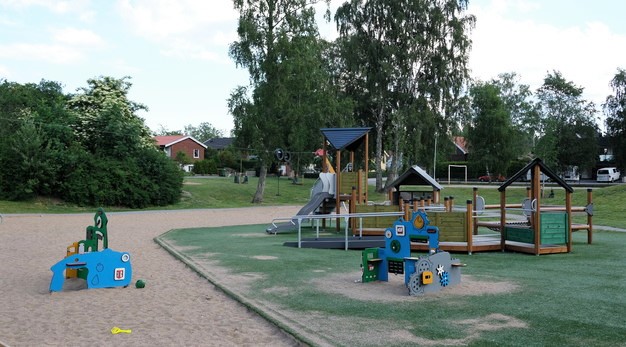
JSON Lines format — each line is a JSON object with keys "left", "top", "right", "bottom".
{"left": 597, "top": 167, "right": 620, "bottom": 182}
{"left": 478, "top": 174, "right": 506, "bottom": 182}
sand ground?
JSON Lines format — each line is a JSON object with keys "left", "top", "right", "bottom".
{"left": 0, "top": 206, "right": 302, "bottom": 347}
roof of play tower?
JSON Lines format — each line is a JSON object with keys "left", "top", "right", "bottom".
{"left": 499, "top": 157, "right": 573, "bottom": 193}
{"left": 321, "top": 127, "right": 372, "bottom": 151}
{"left": 388, "top": 165, "right": 443, "bottom": 191}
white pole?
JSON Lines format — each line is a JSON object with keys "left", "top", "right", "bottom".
{"left": 344, "top": 217, "right": 349, "bottom": 251}
{"left": 433, "top": 132, "right": 437, "bottom": 179}
{"left": 298, "top": 218, "right": 302, "bottom": 248}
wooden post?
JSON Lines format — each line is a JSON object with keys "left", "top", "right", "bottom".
{"left": 500, "top": 190, "right": 506, "bottom": 251}
{"left": 357, "top": 170, "right": 363, "bottom": 204}
{"left": 449, "top": 196, "right": 454, "bottom": 212}
{"left": 587, "top": 188, "right": 593, "bottom": 244}
{"left": 336, "top": 149, "right": 341, "bottom": 231}
{"left": 364, "top": 132, "right": 369, "bottom": 203}
{"left": 566, "top": 190, "right": 572, "bottom": 253}
{"left": 444, "top": 197, "right": 449, "bottom": 213}
{"left": 532, "top": 165, "right": 541, "bottom": 255}
{"left": 404, "top": 201, "right": 411, "bottom": 221}
{"left": 467, "top": 200, "right": 473, "bottom": 255}
{"left": 433, "top": 189, "right": 440, "bottom": 204}
{"left": 472, "top": 187, "right": 479, "bottom": 235}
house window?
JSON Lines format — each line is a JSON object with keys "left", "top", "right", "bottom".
{"left": 193, "top": 149, "right": 200, "bottom": 159}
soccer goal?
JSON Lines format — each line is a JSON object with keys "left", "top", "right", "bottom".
{"left": 447, "top": 164, "right": 467, "bottom": 184}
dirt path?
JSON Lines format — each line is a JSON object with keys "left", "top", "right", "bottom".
{"left": 0, "top": 207, "right": 302, "bottom": 347}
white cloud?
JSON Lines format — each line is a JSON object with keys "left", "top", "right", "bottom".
{"left": 51, "top": 27, "right": 105, "bottom": 47}
{"left": 468, "top": 0, "right": 626, "bottom": 114}
{"left": 0, "top": 0, "right": 92, "bottom": 17}
{"left": 116, "top": 0, "right": 237, "bottom": 39}
{"left": 115, "top": 0, "right": 239, "bottom": 63}
{"left": 108, "top": 58, "right": 142, "bottom": 75}
{"left": 0, "top": 43, "right": 84, "bottom": 63}
{"left": 211, "top": 30, "right": 237, "bottom": 47}
{"left": 0, "top": 65, "right": 10, "bottom": 78}
{"left": 0, "top": 14, "right": 18, "bottom": 26}
{"left": 0, "top": 27, "right": 105, "bottom": 64}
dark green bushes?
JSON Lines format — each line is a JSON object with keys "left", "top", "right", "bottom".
{"left": 0, "top": 78, "right": 183, "bottom": 208}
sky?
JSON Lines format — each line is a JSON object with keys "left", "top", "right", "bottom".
{"left": 1, "top": 0, "right": 625, "bottom": 136}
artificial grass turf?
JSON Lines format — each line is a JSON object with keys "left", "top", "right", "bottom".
{"left": 157, "top": 224, "right": 626, "bottom": 347}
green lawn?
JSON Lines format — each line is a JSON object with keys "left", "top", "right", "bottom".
{"left": 1, "top": 176, "right": 623, "bottom": 230}
{"left": 156, "top": 224, "right": 626, "bottom": 346}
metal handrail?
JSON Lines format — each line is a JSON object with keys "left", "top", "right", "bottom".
{"left": 279, "top": 211, "right": 406, "bottom": 250}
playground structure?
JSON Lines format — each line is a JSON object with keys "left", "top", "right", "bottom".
{"left": 266, "top": 128, "right": 592, "bottom": 255}
{"left": 409, "top": 158, "right": 594, "bottom": 255}
{"left": 49, "top": 208, "right": 133, "bottom": 292}
{"left": 352, "top": 165, "right": 443, "bottom": 235}
{"left": 491, "top": 158, "right": 593, "bottom": 255}
{"left": 267, "top": 127, "right": 372, "bottom": 234}
{"left": 361, "top": 210, "right": 463, "bottom": 295}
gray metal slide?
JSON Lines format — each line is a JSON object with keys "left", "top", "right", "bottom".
{"left": 266, "top": 191, "right": 333, "bottom": 234}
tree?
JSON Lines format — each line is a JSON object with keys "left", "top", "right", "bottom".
{"left": 467, "top": 82, "right": 515, "bottom": 177}
{"left": 335, "top": 0, "right": 475, "bottom": 191}
{"left": 229, "top": 0, "right": 340, "bottom": 203}
{"left": 67, "top": 76, "right": 153, "bottom": 158}
{"left": 491, "top": 72, "right": 541, "bottom": 156}
{"left": 604, "top": 68, "right": 626, "bottom": 170}
{"left": 154, "top": 125, "right": 182, "bottom": 136}
{"left": 0, "top": 80, "right": 74, "bottom": 199}
{"left": 536, "top": 71, "right": 598, "bottom": 172}
{"left": 184, "top": 122, "right": 223, "bottom": 142}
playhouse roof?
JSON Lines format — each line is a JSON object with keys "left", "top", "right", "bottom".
{"left": 387, "top": 165, "right": 443, "bottom": 191}
{"left": 499, "top": 158, "right": 573, "bottom": 193}
{"left": 321, "top": 127, "right": 371, "bottom": 151}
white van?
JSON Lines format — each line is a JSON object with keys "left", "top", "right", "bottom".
{"left": 561, "top": 166, "right": 580, "bottom": 181}
{"left": 597, "top": 167, "right": 620, "bottom": 182}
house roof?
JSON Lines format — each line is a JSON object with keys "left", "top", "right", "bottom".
{"left": 154, "top": 135, "right": 207, "bottom": 148}
{"left": 387, "top": 165, "right": 443, "bottom": 191}
{"left": 453, "top": 136, "right": 468, "bottom": 154}
{"left": 499, "top": 158, "right": 573, "bottom": 193}
{"left": 204, "top": 137, "right": 234, "bottom": 150}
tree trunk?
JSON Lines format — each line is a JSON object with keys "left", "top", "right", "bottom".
{"left": 374, "top": 114, "right": 384, "bottom": 192}
{"left": 252, "top": 164, "right": 267, "bottom": 203}
{"left": 384, "top": 121, "right": 402, "bottom": 191}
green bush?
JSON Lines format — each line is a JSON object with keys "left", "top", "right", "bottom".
{"left": 0, "top": 78, "right": 185, "bottom": 208}
{"left": 61, "top": 149, "right": 182, "bottom": 208}
{"left": 192, "top": 159, "right": 218, "bottom": 175}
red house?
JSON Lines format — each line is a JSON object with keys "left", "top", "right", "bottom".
{"left": 154, "top": 135, "right": 207, "bottom": 172}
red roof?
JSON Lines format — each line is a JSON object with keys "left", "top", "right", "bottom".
{"left": 453, "top": 136, "right": 468, "bottom": 154}
{"left": 154, "top": 135, "right": 207, "bottom": 148}
{"left": 155, "top": 135, "right": 185, "bottom": 146}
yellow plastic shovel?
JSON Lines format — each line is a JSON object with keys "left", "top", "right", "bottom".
{"left": 111, "top": 327, "right": 132, "bottom": 334}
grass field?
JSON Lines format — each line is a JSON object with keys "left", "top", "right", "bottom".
{"left": 1, "top": 175, "right": 624, "bottom": 230}
{"left": 156, "top": 223, "right": 626, "bottom": 346}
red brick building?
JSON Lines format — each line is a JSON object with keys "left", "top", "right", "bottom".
{"left": 154, "top": 135, "right": 207, "bottom": 171}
